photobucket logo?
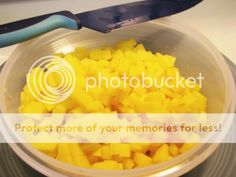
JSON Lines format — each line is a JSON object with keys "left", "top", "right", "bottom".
{"left": 27, "top": 56, "right": 76, "bottom": 104}
{"left": 85, "top": 72, "right": 204, "bottom": 92}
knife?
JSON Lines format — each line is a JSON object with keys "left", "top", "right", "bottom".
{"left": 0, "top": 0, "right": 202, "bottom": 48}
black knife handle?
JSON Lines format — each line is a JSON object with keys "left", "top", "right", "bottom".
{"left": 0, "top": 11, "right": 81, "bottom": 48}
{"left": 0, "top": 11, "right": 78, "bottom": 34}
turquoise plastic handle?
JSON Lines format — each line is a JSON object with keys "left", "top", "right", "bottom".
{"left": 0, "top": 15, "right": 78, "bottom": 48}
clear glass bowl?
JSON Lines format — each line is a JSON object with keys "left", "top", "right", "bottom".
{"left": 0, "top": 18, "right": 235, "bottom": 177}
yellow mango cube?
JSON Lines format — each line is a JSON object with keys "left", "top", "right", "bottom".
{"left": 56, "top": 144, "right": 73, "bottom": 165}
{"left": 180, "top": 143, "right": 196, "bottom": 153}
{"left": 122, "top": 158, "right": 135, "bottom": 169}
{"left": 32, "top": 143, "right": 58, "bottom": 158}
{"left": 67, "top": 144, "right": 90, "bottom": 167}
{"left": 110, "top": 144, "right": 131, "bottom": 157}
{"left": 89, "top": 49, "right": 112, "bottom": 61}
{"left": 19, "top": 101, "right": 48, "bottom": 113}
{"left": 101, "top": 145, "right": 112, "bottom": 160}
{"left": 169, "top": 144, "right": 179, "bottom": 157}
{"left": 133, "top": 152, "right": 152, "bottom": 167}
{"left": 152, "top": 144, "right": 172, "bottom": 163}
{"left": 93, "top": 160, "right": 123, "bottom": 170}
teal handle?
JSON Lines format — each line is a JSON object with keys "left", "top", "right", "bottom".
{"left": 0, "top": 15, "right": 78, "bottom": 48}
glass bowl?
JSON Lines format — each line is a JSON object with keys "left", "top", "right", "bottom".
{"left": 0, "top": 18, "right": 235, "bottom": 177}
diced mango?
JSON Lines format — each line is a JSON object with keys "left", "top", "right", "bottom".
{"left": 133, "top": 152, "right": 152, "bottom": 167}
{"left": 19, "top": 101, "right": 48, "bottom": 113}
{"left": 52, "top": 104, "right": 67, "bottom": 113}
{"left": 19, "top": 39, "right": 207, "bottom": 170}
{"left": 67, "top": 144, "right": 90, "bottom": 167}
{"left": 80, "top": 143, "right": 102, "bottom": 154}
{"left": 32, "top": 143, "right": 58, "bottom": 158}
{"left": 89, "top": 49, "right": 112, "bottom": 61}
{"left": 93, "top": 160, "right": 123, "bottom": 170}
{"left": 56, "top": 144, "right": 73, "bottom": 165}
{"left": 101, "top": 145, "right": 112, "bottom": 160}
{"left": 152, "top": 144, "right": 172, "bottom": 163}
{"left": 180, "top": 143, "right": 196, "bottom": 153}
{"left": 130, "top": 143, "right": 150, "bottom": 153}
{"left": 122, "top": 158, "right": 135, "bottom": 169}
{"left": 110, "top": 144, "right": 131, "bottom": 157}
{"left": 169, "top": 144, "right": 179, "bottom": 157}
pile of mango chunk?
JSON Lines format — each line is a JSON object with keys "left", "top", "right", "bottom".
{"left": 19, "top": 39, "right": 206, "bottom": 170}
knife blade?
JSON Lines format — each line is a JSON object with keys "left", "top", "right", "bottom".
{"left": 77, "top": 0, "right": 202, "bottom": 32}
{"left": 0, "top": 0, "right": 202, "bottom": 48}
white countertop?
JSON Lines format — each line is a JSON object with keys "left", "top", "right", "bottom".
{"left": 0, "top": 0, "right": 235, "bottom": 65}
